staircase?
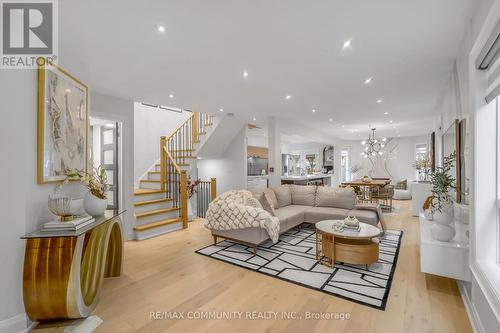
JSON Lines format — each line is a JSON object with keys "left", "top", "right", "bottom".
{"left": 133, "top": 112, "right": 216, "bottom": 240}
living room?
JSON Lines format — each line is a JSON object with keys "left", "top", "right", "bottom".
{"left": 1, "top": 1, "right": 500, "bottom": 333}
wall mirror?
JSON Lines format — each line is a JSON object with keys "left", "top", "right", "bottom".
{"left": 442, "top": 119, "right": 462, "bottom": 203}
{"left": 430, "top": 132, "right": 436, "bottom": 172}
{"left": 459, "top": 119, "right": 469, "bottom": 203}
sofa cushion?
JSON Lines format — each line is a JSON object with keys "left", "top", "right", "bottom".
{"left": 290, "top": 185, "right": 316, "bottom": 206}
{"left": 254, "top": 192, "right": 276, "bottom": 216}
{"left": 263, "top": 188, "right": 278, "bottom": 209}
{"left": 272, "top": 185, "right": 292, "bottom": 208}
{"left": 304, "top": 207, "right": 349, "bottom": 223}
{"left": 347, "top": 209, "right": 378, "bottom": 226}
{"left": 274, "top": 205, "right": 309, "bottom": 230}
{"left": 395, "top": 179, "right": 407, "bottom": 190}
{"left": 314, "top": 186, "right": 356, "bottom": 210}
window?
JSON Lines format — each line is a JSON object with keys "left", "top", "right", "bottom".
{"left": 415, "top": 143, "right": 429, "bottom": 181}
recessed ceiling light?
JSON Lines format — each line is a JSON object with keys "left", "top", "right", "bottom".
{"left": 364, "top": 77, "right": 373, "bottom": 85}
{"left": 157, "top": 25, "right": 166, "bottom": 33}
{"left": 341, "top": 125, "right": 345, "bottom": 128}
{"left": 285, "top": 95, "right": 292, "bottom": 100}
{"left": 384, "top": 111, "right": 389, "bottom": 115}
{"left": 329, "top": 118, "right": 333, "bottom": 122}
{"left": 219, "top": 108, "right": 224, "bottom": 112}
{"left": 253, "top": 117, "right": 257, "bottom": 121}
{"left": 243, "top": 71, "right": 249, "bottom": 78}
{"left": 377, "top": 99, "right": 383, "bottom": 103}
{"left": 389, "top": 120, "right": 393, "bottom": 123}
{"left": 312, "top": 109, "right": 316, "bottom": 113}
{"left": 342, "top": 39, "right": 352, "bottom": 49}
{"left": 169, "top": 94, "right": 174, "bottom": 99}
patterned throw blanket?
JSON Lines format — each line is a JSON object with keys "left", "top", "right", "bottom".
{"left": 205, "top": 190, "right": 280, "bottom": 243}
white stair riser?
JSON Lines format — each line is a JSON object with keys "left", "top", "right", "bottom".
{"left": 134, "top": 222, "right": 183, "bottom": 241}
{"left": 140, "top": 182, "right": 162, "bottom": 190}
{"left": 133, "top": 192, "right": 166, "bottom": 202}
{"left": 134, "top": 201, "right": 173, "bottom": 214}
{"left": 148, "top": 173, "right": 161, "bottom": 181}
{"left": 135, "top": 210, "right": 180, "bottom": 224}
{"left": 154, "top": 165, "right": 190, "bottom": 172}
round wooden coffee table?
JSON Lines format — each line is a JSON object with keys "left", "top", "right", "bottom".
{"left": 315, "top": 220, "right": 381, "bottom": 267}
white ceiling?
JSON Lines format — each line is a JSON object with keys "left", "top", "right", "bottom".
{"left": 60, "top": 0, "right": 477, "bottom": 140}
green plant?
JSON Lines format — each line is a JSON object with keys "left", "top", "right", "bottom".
{"left": 430, "top": 152, "right": 456, "bottom": 213}
{"left": 66, "top": 165, "right": 109, "bottom": 199}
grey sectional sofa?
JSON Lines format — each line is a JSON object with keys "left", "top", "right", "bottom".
{"left": 211, "top": 185, "right": 385, "bottom": 252}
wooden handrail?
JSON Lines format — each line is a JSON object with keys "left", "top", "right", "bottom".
{"left": 163, "top": 147, "right": 182, "bottom": 174}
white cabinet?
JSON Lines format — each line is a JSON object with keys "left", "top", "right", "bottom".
{"left": 247, "top": 177, "right": 268, "bottom": 191}
{"left": 419, "top": 214, "right": 470, "bottom": 281}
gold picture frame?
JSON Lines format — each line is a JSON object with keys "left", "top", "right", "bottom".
{"left": 37, "top": 62, "right": 89, "bottom": 184}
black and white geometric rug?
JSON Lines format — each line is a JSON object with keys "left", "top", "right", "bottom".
{"left": 196, "top": 224, "right": 402, "bottom": 310}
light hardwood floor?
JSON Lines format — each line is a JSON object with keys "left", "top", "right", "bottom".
{"left": 34, "top": 200, "right": 472, "bottom": 333}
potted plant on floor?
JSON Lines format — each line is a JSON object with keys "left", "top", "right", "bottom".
{"left": 67, "top": 166, "right": 109, "bottom": 216}
{"left": 429, "top": 152, "right": 456, "bottom": 241}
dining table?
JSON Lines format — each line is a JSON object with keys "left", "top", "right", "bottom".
{"left": 341, "top": 179, "right": 391, "bottom": 203}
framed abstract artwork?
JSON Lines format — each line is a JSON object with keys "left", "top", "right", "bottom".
{"left": 37, "top": 63, "right": 89, "bottom": 184}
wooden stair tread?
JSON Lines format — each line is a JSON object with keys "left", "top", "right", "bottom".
{"left": 171, "top": 149, "right": 195, "bottom": 152}
{"left": 134, "top": 198, "right": 173, "bottom": 207}
{"left": 155, "top": 163, "right": 190, "bottom": 167}
{"left": 171, "top": 155, "right": 195, "bottom": 159}
{"left": 133, "top": 218, "right": 182, "bottom": 232}
{"left": 135, "top": 207, "right": 180, "bottom": 219}
{"left": 148, "top": 171, "right": 160, "bottom": 174}
{"left": 134, "top": 189, "right": 166, "bottom": 196}
{"left": 140, "top": 179, "right": 163, "bottom": 183}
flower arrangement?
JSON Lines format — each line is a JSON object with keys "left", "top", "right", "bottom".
{"left": 66, "top": 165, "right": 109, "bottom": 199}
{"left": 187, "top": 177, "right": 201, "bottom": 199}
{"left": 430, "top": 152, "right": 456, "bottom": 213}
{"left": 414, "top": 157, "right": 432, "bottom": 170}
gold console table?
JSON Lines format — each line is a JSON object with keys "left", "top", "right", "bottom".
{"left": 21, "top": 211, "right": 124, "bottom": 321}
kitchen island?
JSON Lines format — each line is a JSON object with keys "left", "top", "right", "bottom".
{"left": 281, "top": 174, "right": 332, "bottom": 186}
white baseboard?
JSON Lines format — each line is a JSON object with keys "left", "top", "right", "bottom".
{"left": 458, "top": 280, "right": 486, "bottom": 333}
{"left": 0, "top": 313, "right": 32, "bottom": 333}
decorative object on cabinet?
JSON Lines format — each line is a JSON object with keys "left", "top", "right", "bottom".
{"left": 67, "top": 166, "right": 109, "bottom": 216}
{"left": 47, "top": 184, "right": 84, "bottom": 221}
{"left": 37, "top": 62, "right": 89, "bottom": 184}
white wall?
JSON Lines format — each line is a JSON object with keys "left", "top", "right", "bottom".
{"left": 0, "top": 48, "right": 137, "bottom": 331}
{"left": 134, "top": 103, "right": 191, "bottom": 182}
{"left": 434, "top": 0, "right": 500, "bottom": 332}
{"left": 197, "top": 125, "right": 247, "bottom": 194}
{"left": 341, "top": 135, "right": 429, "bottom": 182}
